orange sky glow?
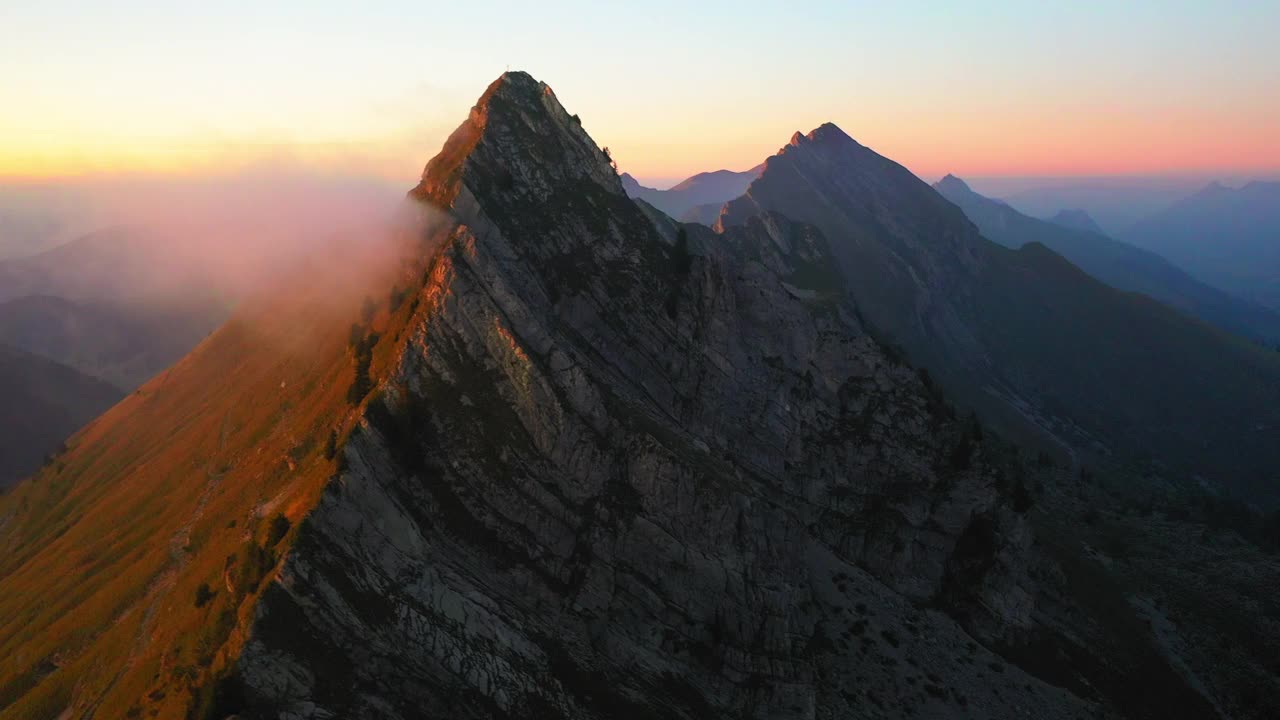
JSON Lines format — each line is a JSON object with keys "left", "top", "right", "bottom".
{"left": 3, "top": 2, "right": 1277, "bottom": 188}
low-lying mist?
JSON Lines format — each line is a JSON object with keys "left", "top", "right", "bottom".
{"left": 0, "top": 161, "right": 452, "bottom": 389}
{"left": 0, "top": 163, "right": 432, "bottom": 308}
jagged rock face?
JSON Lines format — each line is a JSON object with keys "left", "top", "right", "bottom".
{"left": 718, "top": 126, "right": 997, "bottom": 433}
{"left": 228, "top": 73, "right": 1087, "bottom": 719}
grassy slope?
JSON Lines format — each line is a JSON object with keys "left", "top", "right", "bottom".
{"left": 0, "top": 230, "right": 426, "bottom": 720}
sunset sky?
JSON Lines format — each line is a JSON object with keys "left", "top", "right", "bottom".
{"left": 3, "top": 1, "right": 1278, "bottom": 187}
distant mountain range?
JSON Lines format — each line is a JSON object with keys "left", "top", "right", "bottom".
{"left": 1123, "top": 181, "right": 1280, "bottom": 312}
{"left": 0, "top": 184, "right": 96, "bottom": 260}
{"left": 0, "top": 343, "right": 120, "bottom": 487}
{"left": 0, "top": 225, "right": 234, "bottom": 309}
{"left": 0, "top": 294, "right": 221, "bottom": 390}
{"left": 0, "top": 226, "right": 233, "bottom": 388}
{"left": 620, "top": 165, "right": 762, "bottom": 220}
{"left": 990, "top": 180, "right": 1197, "bottom": 234}
{"left": 934, "top": 174, "right": 1280, "bottom": 345}
{"left": 0, "top": 227, "right": 230, "bottom": 484}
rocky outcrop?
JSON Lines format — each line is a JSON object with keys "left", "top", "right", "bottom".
{"left": 224, "top": 73, "right": 1093, "bottom": 720}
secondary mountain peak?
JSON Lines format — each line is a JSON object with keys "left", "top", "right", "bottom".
{"left": 722, "top": 122, "right": 975, "bottom": 249}
{"left": 619, "top": 165, "right": 763, "bottom": 222}
{"left": 1047, "top": 207, "right": 1104, "bottom": 235}
{"left": 667, "top": 167, "right": 759, "bottom": 192}
{"left": 618, "top": 171, "right": 645, "bottom": 193}
{"left": 935, "top": 173, "right": 976, "bottom": 195}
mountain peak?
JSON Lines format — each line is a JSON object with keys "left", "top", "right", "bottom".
{"left": 934, "top": 173, "right": 974, "bottom": 195}
{"left": 806, "top": 121, "right": 852, "bottom": 144}
{"left": 787, "top": 123, "right": 854, "bottom": 150}
{"left": 619, "top": 171, "right": 645, "bottom": 193}
{"left": 410, "top": 70, "right": 620, "bottom": 209}
{"left": 471, "top": 70, "right": 550, "bottom": 118}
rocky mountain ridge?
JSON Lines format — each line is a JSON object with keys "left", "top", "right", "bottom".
{"left": 212, "top": 72, "right": 1236, "bottom": 720}
{"left": 1, "top": 71, "right": 1275, "bottom": 720}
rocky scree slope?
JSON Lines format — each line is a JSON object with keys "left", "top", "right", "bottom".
{"left": 209, "top": 73, "right": 1224, "bottom": 720}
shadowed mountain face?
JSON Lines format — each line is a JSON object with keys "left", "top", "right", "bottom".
{"left": 2, "top": 71, "right": 1278, "bottom": 720}
{"left": 621, "top": 165, "right": 762, "bottom": 221}
{"left": 935, "top": 174, "right": 1280, "bottom": 345}
{"left": 719, "top": 128, "right": 1280, "bottom": 504}
{"left": 1123, "top": 181, "right": 1280, "bottom": 312}
{"left": 0, "top": 344, "right": 121, "bottom": 487}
